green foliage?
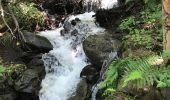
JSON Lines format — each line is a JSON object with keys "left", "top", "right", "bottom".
{"left": 122, "top": 71, "right": 143, "bottom": 87}
{"left": 120, "top": 57, "right": 158, "bottom": 88}
{"left": 0, "top": 65, "right": 6, "bottom": 76}
{"left": 119, "top": 2, "right": 162, "bottom": 50}
{"left": 156, "top": 67, "right": 170, "bottom": 88}
{"left": 162, "top": 50, "right": 170, "bottom": 59}
{"left": 102, "top": 90, "right": 135, "bottom": 100}
{"left": 0, "top": 61, "right": 26, "bottom": 79}
{"left": 0, "top": 33, "right": 14, "bottom": 47}
{"left": 99, "top": 55, "right": 170, "bottom": 93}
{"left": 11, "top": 2, "right": 44, "bottom": 30}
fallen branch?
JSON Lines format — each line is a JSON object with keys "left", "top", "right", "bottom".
{"left": 7, "top": 3, "right": 26, "bottom": 42}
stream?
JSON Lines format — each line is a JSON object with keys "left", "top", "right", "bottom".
{"left": 39, "top": 0, "right": 118, "bottom": 100}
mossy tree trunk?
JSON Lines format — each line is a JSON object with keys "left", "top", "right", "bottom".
{"left": 163, "top": 0, "right": 170, "bottom": 50}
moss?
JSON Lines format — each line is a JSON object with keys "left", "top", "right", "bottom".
{"left": 11, "top": 2, "right": 44, "bottom": 31}
{"left": 0, "top": 58, "right": 27, "bottom": 81}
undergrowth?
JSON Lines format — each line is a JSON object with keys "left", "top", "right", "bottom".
{"left": 119, "top": 0, "right": 162, "bottom": 50}
{"left": 99, "top": 51, "right": 170, "bottom": 99}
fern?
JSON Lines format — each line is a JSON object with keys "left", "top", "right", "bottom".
{"left": 120, "top": 57, "right": 159, "bottom": 88}
{"left": 100, "top": 55, "right": 170, "bottom": 90}
{"left": 98, "top": 60, "right": 120, "bottom": 89}
{"left": 156, "top": 66, "right": 170, "bottom": 88}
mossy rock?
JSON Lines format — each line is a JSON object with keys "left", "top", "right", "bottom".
{"left": 83, "top": 33, "right": 121, "bottom": 69}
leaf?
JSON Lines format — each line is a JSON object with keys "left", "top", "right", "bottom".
{"left": 157, "top": 81, "right": 167, "bottom": 88}
{"left": 122, "top": 71, "right": 143, "bottom": 87}
{"left": 0, "top": 65, "right": 6, "bottom": 73}
{"left": 162, "top": 50, "right": 170, "bottom": 59}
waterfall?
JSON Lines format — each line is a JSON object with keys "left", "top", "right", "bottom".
{"left": 83, "top": 0, "right": 117, "bottom": 11}
{"left": 39, "top": 0, "right": 118, "bottom": 100}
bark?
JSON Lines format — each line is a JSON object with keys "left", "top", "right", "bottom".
{"left": 163, "top": 0, "right": 170, "bottom": 50}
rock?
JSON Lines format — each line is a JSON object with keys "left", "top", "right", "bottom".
{"left": 28, "top": 54, "right": 44, "bottom": 66}
{"left": 0, "top": 76, "right": 16, "bottom": 100}
{"left": 68, "top": 79, "right": 88, "bottom": 100}
{"left": 71, "top": 29, "right": 79, "bottom": 36}
{"left": 14, "top": 67, "right": 45, "bottom": 94}
{"left": 83, "top": 34, "right": 121, "bottom": 69}
{"left": 80, "top": 65, "right": 99, "bottom": 84}
{"left": 41, "top": 0, "right": 83, "bottom": 14}
{"left": 15, "top": 92, "right": 39, "bottom": 100}
{"left": 160, "top": 88, "right": 170, "bottom": 100}
{"left": 23, "top": 31, "right": 52, "bottom": 52}
{"left": 63, "top": 21, "right": 72, "bottom": 32}
{"left": 0, "top": 92, "right": 16, "bottom": 100}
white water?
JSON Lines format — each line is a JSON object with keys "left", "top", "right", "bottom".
{"left": 84, "top": 0, "right": 117, "bottom": 11}
{"left": 39, "top": 12, "right": 105, "bottom": 100}
{"left": 100, "top": 0, "right": 118, "bottom": 9}
{"left": 39, "top": 0, "right": 117, "bottom": 100}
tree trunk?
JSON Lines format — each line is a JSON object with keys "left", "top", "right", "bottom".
{"left": 163, "top": 0, "right": 170, "bottom": 50}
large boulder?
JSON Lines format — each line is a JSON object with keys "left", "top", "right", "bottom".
{"left": 83, "top": 33, "right": 121, "bottom": 69}
{"left": 14, "top": 66, "right": 45, "bottom": 94}
{"left": 0, "top": 75, "right": 16, "bottom": 100}
{"left": 68, "top": 79, "right": 88, "bottom": 100}
{"left": 23, "top": 31, "right": 52, "bottom": 52}
{"left": 80, "top": 65, "right": 99, "bottom": 84}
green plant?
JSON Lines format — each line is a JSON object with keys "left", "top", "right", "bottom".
{"left": 98, "top": 60, "right": 121, "bottom": 90}
{"left": 120, "top": 57, "right": 158, "bottom": 88}
{"left": 11, "top": 2, "right": 44, "bottom": 30}
{"left": 118, "top": 1, "right": 162, "bottom": 50}
{"left": 0, "top": 65, "right": 6, "bottom": 76}
{"left": 99, "top": 54, "right": 170, "bottom": 91}
{"left": 0, "top": 33, "right": 14, "bottom": 47}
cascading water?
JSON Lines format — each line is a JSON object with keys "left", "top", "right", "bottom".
{"left": 84, "top": 0, "right": 117, "bottom": 11}
{"left": 39, "top": 0, "right": 118, "bottom": 100}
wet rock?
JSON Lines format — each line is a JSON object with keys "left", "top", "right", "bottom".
{"left": 0, "top": 76, "right": 16, "bottom": 100}
{"left": 71, "top": 18, "right": 81, "bottom": 26}
{"left": 23, "top": 31, "right": 52, "bottom": 52}
{"left": 0, "top": 92, "right": 16, "bottom": 100}
{"left": 15, "top": 92, "right": 39, "bottom": 100}
{"left": 63, "top": 21, "right": 72, "bottom": 32}
{"left": 14, "top": 67, "right": 44, "bottom": 94}
{"left": 28, "top": 54, "right": 44, "bottom": 66}
{"left": 71, "top": 29, "right": 79, "bottom": 36}
{"left": 71, "top": 20, "right": 77, "bottom": 26}
{"left": 68, "top": 79, "right": 88, "bottom": 100}
{"left": 80, "top": 65, "right": 99, "bottom": 84}
{"left": 83, "top": 34, "right": 121, "bottom": 69}
{"left": 60, "top": 29, "right": 66, "bottom": 36}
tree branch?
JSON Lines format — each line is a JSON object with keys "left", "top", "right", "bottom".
{"left": 7, "top": 3, "right": 26, "bottom": 42}
{"left": 0, "top": 0, "right": 15, "bottom": 37}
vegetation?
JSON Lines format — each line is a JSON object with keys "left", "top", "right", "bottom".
{"left": 119, "top": 0, "right": 162, "bottom": 50}
{"left": 98, "top": 0, "right": 170, "bottom": 99}
{"left": 0, "top": 0, "right": 169, "bottom": 99}
{"left": 99, "top": 52, "right": 170, "bottom": 99}
{"left": 11, "top": 2, "right": 44, "bottom": 30}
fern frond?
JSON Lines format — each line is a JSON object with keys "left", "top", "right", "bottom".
{"left": 99, "top": 54, "right": 170, "bottom": 91}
